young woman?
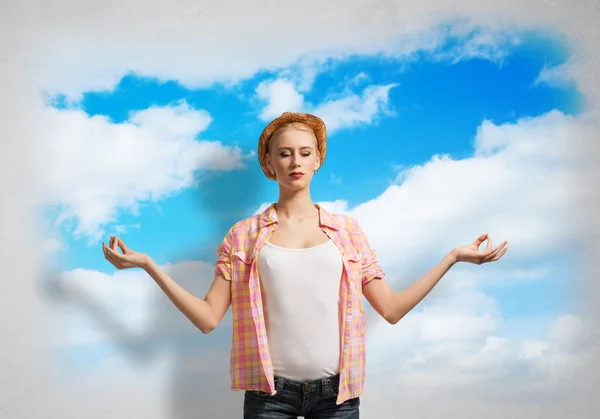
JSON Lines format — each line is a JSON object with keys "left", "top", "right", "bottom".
{"left": 102, "top": 112, "right": 508, "bottom": 418}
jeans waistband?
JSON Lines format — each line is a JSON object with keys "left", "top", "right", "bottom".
{"left": 274, "top": 374, "right": 340, "bottom": 395}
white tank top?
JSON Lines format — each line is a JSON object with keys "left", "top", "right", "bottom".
{"left": 257, "top": 239, "right": 343, "bottom": 381}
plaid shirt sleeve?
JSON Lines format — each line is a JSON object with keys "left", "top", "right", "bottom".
{"left": 214, "top": 227, "right": 234, "bottom": 281}
{"left": 355, "top": 220, "right": 385, "bottom": 285}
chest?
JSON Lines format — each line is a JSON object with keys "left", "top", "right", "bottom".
{"left": 268, "top": 218, "right": 330, "bottom": 249}
{"left": 257, "top": 241, "right": 343, "bottom": 302}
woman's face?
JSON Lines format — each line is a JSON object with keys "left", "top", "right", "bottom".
{"left": 266, "top": 125, "right": 321, "bottom": 190}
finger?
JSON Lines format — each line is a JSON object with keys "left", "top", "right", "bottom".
{"left": 109, "top": 246, "right": 125, "bottom": 262}
{"left": 481, "top": 245, "right": 498, "bottom": 258}
{"left": 490, "top": 241, "right": 508, "bottom": 256}
{"left": 486, "top": 241, "right": 505, "bottom": 256}
{"left": 486, "top": 235, "right": 492, "bottom": 252}
{"left": 482, "top": 239, "right": 507, "bottom": 258}
{"left": 473, "top": 233, "right": 488, "bottom": 248}
{"left": 103, "top": 242, "right": 113, "bottom": 261}
{"left": 490, "top": 247, "right": 508, "bottom": 261}
{"left": 110, "top": 236, "right": 119, "bottom": 252}
{"left": 482, "top": 249, "right": 499, "bottom": 261}
{"left": 484, "top": 243, "right": 508, "bottom": 262}
{"left": 116, "top": 237, "right": 129, "bottom": 253}
{"left": 103, "top": 242, "right": 125, "bottom": 267}
{"left": 486, "top": 249, "right": 506, "bottom": 263}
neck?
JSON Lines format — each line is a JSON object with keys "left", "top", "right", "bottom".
{"left": 275, "top": 186, "right": 317, "bottom": 221}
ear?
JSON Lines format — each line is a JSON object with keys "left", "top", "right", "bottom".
{"left": 314, "top": 150, "right": 321, "bottom": 172}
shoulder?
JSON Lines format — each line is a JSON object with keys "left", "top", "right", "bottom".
{"left": 217, "top": 214, "right": 261, "bottom": 253}
{"left": 331, "top": 213, "right": 364, "bottom": 234}
{"left": 228, "top": 214, "right": 262, "bottom": 236}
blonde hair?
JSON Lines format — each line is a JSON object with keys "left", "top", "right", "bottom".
{"left": 267, "top": 122, "right": 318, "bottom": 152}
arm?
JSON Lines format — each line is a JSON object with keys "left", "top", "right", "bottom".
{"left": 103, "top": 236, "right": 231, "bottom": 334}
{"left": 363, "top": 252, "right": 456, "bottom": 325}
{"left": 361, "top": 233, "right": 507, "bottom": 325}
{"left": 143, "top": 259, "right": 231, "bottom": 334}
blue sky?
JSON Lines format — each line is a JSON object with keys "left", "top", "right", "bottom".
{"left": 56, "top": 31, "right": 579, "bottom": 267}
{"left": 43, "top": 28, "right": 584, "bottom": 381}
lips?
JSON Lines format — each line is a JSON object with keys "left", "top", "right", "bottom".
{"left": 289, "top": 172, "right": 304, "bottom": 179}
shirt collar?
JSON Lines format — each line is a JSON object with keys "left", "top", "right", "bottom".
{"left": 258, "top": 203, "right": 340, "bottom": 231}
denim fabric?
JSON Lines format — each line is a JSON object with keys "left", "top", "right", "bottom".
{"left": 243, "top": 374, "right": 360, "bottom": 418}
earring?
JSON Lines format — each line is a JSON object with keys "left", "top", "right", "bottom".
{"left": 271, "top": 170, "right": 275, "bottom": 175}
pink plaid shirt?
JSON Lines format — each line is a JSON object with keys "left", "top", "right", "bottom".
{"left": 214, "top": 203, "right": 385, "bottom": 405}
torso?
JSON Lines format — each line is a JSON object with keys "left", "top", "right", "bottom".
{"left": 258, "top": 240, "right": 342, "bottom": 381}
{"left": 224, "top": 204, "right": 375, "bottom": 401}
{"left": 257, "top": 206, "right": 343, "bottom": 381}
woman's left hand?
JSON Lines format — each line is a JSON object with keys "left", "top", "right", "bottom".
{"left": 452, "top": 233, "right": 508, "bottom": 265}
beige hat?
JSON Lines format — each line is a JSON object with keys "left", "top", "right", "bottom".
{"left": 257, "top": 112, "right": 327, "bottom": 180}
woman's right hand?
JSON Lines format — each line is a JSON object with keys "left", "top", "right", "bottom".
{"left": 102, "top": 236, "right": 149, "bottom": 270}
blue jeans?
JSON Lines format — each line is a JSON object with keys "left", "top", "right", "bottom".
{"left": 243, "top": 374, "right": 360, "bottom": 418}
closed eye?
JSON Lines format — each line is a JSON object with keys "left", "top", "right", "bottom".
{"left": 279, "top": 152, "right": 311, "bottom": 157}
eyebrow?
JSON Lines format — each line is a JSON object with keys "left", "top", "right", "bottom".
{"left": 277, "top": 146, "right": 314, "bottom": 151}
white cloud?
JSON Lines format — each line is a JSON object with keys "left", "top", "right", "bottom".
{"left": 45, "top": 259, "right": 220, "bottom": 349}
{"left": 432, "top": 21, "right": 521, "bottom": 64}
{"left": 128, "top": 102, "right": 212, "bottom": 139}
{"left": 32, "top": 101, "right": 249, "bottom": 241}
{"left": 520, "top": 339, "right": 550, "bottom": 360}
{"left": 534, "top": 62, "right": 577, "bottom": 88}
{"left": 549, "top": 314, "right": 588, "bottom": 346}
{"left": 39, "top": 257, "right": 244, "bottom": 417}
{"left": 256, "top": 79, "right": 305, "bottom": 120}
{"left": 39, "top": 234, "right": 66, "bottom": 261}
{"left": 366, "top": 308, "right": 590, "bottom": 396}
{"left": 410, "top": 309, "right": 498, "bottom": 344}
{"left": 26, "top": 4, "right": 528, "bottom": 102}
{"left": 255, "top": 77, "right": 397, "bottom": 133}
{"left": 313, "top": 84, "right": 398, "bottom": 132}
{"left": 349, "top": 72, "right": 370, "bottom": 86}
{"left": 344, "top": 110, "right": 594, "bottom": 272}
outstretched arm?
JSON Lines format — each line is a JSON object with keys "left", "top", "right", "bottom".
{"left": 144, "top": 259, "right": 231, "bottom": 334}
{"left": 363, "top": 251, "right": 456, "bottom": 325}
{"left": 103, "top": 236, "right": 231, "bottom": 334}
{"left": 363, "top": 233, "right": 507, "bottom": 325}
